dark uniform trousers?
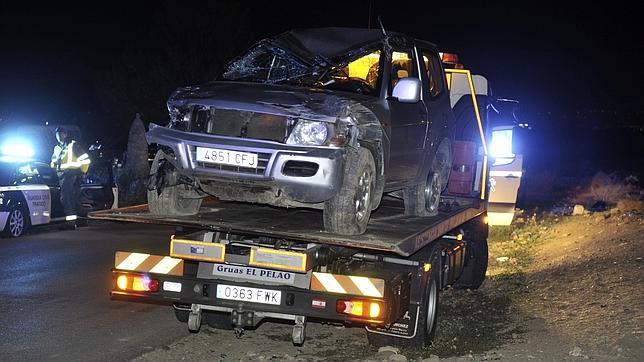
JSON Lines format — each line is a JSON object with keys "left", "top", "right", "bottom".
{"left": 58, "top": 169, "right": 82, "bottom": 216}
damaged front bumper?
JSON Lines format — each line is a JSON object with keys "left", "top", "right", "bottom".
{"left": 147, "top": 123, "right": 345, "bottom": 204}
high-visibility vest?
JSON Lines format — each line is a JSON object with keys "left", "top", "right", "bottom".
{"left": 52, "top": 141, "right": 91, "bottom": 173}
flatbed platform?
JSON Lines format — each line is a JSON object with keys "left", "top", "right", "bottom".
{"left": 90, "top": 197, "right": 485, "bottom": 256}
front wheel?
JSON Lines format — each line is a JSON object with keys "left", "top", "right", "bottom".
{"left": 148, "top": 150, "right": 202, "bottom": 216}
{"left": 323, "top": 148, "right": 376, "bottom": 235}
{"left": 3, "top": 207, "right": 28, "bottom": 237}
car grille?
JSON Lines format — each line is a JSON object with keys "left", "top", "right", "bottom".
{"left": 191, "top": 147, "right": 272, "bottom": 176}
{"left": 189, "top": 107, "right": 288, "bottom": 143}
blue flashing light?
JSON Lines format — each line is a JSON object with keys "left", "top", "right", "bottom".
{"left": 0, "top": 139, "right": 36, "bottom": 161}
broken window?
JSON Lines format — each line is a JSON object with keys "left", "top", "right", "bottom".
{"left": 223, "top": 43, "right": 310, "bottom": 84}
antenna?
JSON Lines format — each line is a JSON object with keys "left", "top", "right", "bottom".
{"left": 377, "top": 16, "right": 387, "bottom": 37}
{"left": 367, "top": 0, "right": 373, "bottom": 29}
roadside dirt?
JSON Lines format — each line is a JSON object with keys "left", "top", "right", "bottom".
{"left": 134, "top": 210, "right": 643, "bottom": 361}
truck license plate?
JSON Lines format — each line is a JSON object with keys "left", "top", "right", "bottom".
{"left": 196, "top": 147, "right": 258, "bottom": 168}
{"left": 216, "top": 284, "right": 281, "bottom": 305}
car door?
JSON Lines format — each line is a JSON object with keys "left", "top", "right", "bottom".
{"left": 387, "top": 47, "right": 428, "bottom": 184}
{"left": 79, "top": 160, "right": 115, "bottom": 216}
{"left": 34, "top": 163, "right": 64, "bottom": 219}
{"left": 417, "top": 48, "right": 452, "bottom": 169}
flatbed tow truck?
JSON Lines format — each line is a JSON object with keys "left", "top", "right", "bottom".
{"left": 91, "top": 65, "right": 491, "bottom": 347}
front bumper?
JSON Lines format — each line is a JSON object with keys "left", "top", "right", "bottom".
{"left": 147, "top": 124, "right": 345, "bottom": 203}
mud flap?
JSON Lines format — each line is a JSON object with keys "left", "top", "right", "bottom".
{"left": 365, "top": 304, "right": 420, "bottom": 339}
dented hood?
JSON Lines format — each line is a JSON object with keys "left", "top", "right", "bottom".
{"left": 168, "top": 81, "right": 373, "bottom": 123}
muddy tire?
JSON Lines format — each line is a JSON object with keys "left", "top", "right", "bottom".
{"left": 454, "top": 214, "right": 489, "bottom": 289}
{"left": 404, "top": 140, "right": 451, "bottom": 217}
{"left": 323, "top": 148, "right": 375, "bottom": 235}
{"left": 367, "top": 249, "right": 441, "bottom": 347}
{"left": 148, "top": 150, "right": 202, "bottom": 216}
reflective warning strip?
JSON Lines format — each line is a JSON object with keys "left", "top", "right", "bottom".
{"left": 114, "top": 251, "right": 184, "bottom": 276}
{"left": 310, "top": 272, "right": 384, "bottom": 298}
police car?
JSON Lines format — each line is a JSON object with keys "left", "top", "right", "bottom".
{"left": 0, "top": 160, "right": 114, "bottom": 237}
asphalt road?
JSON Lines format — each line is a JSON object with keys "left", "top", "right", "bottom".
{"left": 0, "top": 221, "right": 189, "bottom": 361}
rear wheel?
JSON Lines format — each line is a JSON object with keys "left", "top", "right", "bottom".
{"left": 367, "top": 250, "right": 441, "bottom": 347}
{"left": 3, "top": 207, "right": 28, "bottom": 237}
{"left": 404, "top": 139, "right": 451, "bottom": 217}
{"left": 454, "top": 214, "right": 489, "bottom": 289}
{"left": 323, "top": 148, "right": 375, "bottom": 235}
{"left": 148, "top": 150, "right": 202, "bottom": 216}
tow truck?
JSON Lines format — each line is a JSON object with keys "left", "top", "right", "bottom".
{"left": 92, "top": 37, "right": 492, "bottom": 347}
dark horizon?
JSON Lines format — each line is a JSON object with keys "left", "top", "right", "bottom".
{"left": 1, "top": 1, "right": 642, "bottom": 147}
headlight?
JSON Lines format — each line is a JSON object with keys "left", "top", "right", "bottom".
{"left": 286, "top": 120, "right": 329, "bottom": 146}
{"left": 489, "top": 129, "right": 514, "bottom": 158}
{"left": 167, "top": 107, "right": 190, "bottom": 131}
{"left": 489, "top": 128, "right": 515, "bottom": 166}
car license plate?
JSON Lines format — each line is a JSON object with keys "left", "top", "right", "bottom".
{"left": 196, "top": 147, "right": 258, "bottom": 168}
{"left": 216, "top": 284, "right": 281, "bottom": 305}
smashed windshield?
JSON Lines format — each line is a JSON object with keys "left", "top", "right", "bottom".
{"left": 223, "top": 42, "right": 310, "bottom": 84}
{"left": 223, "top": 43, "right": 382, "bottom": 96}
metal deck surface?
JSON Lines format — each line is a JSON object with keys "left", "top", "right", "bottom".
{"left": 90, "top": 198, "right": 485, "bottom": 256}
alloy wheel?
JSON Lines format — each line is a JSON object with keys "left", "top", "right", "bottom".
{"left": 9, "top": 209, "right": 24, "bottom": 237}
{"left": 424, "top": 172, "right": 441, "bottom": 213}
{"left": 354, "top": 168, "right": 372, "bottom": 223}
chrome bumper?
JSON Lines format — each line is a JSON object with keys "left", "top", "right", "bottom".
{"left": 146, "top": 124, "right": 345, "bottom": 203}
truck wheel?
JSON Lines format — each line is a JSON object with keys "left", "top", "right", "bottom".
{"left": 2, "top": 206, "right": 28, "bottom": 237}
{"left": 148, "top": 150, "right": 202, "bottom": 216}
{"left": 367, "top": 253, "right": 441, "bottom": 347}
{"left": 323, "top": 148, "right": 375, "bottom": 235}
{"left": 453, "top": 214, "right": 488, "bottom": 289}
{"left": 404, "top": 140, "right": 451, "bottom": 217}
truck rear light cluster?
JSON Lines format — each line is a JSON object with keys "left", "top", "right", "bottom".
{"left": 116, "top": 273, "right": 159, "bottom": 292}
{"left": 336, "top": 299, "right": 383, "bottom": 321}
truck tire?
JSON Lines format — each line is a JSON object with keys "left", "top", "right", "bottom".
{"left": 453, "top": 215, "right": 488, "bottom": 289}
{"left": 323, "top": 148, "right": 375, "bottom": 235}
{"left": 148, "top": 150, "right": 202, "bottom": 216}
{"left": 367, "top": 250, "right": 441, "bottom": 347}
{"left": 404, "top": 139, "right": 451, "bottom": 217}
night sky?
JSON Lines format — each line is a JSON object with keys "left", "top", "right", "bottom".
{"left": 1, "top": 1, "right": 642, "bottom": 160}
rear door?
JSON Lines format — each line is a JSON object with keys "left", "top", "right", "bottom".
{"left": 417, "top": 47, "right": 453, "bottom": 176}
{"left": 387, "top": 47, "right": 428, "bottom": 184}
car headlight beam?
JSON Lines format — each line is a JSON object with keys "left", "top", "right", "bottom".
{"left": 286, "top": 120, "right": 329, "bottom": 146}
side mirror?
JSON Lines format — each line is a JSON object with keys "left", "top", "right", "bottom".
{"left": 392, "top": 77, "right": 421, "bottom": 103}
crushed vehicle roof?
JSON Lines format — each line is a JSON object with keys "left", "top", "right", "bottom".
{"left": 270, "top": 27, "right": 436, "bottom": 60}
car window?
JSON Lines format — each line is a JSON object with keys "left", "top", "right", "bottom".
{"left": 420, "top": 50, "right": 445, "bottom": 98}
{"left": 34, "top": 163, "right": 59, "bottom": 186}
{"left": 390, "top": 50, "right": 416, "bottom": 94}
{"left": 328, "top": 50, "right": 382, "bottom": 95}
{"left": 12, "top": 164, "right": 41, "bottom": 185}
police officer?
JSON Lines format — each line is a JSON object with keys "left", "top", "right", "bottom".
{"left": 50, "top": 127, "right": 91, "bottom": 219}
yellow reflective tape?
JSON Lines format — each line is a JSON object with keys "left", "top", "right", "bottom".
{"left": 348, "top": 276, "right": 383, "bottom": 298}
{"left": 313, "top": 272, "right": 346, "bottom": 294}
{"left": 249, "top": 247, "right": 307, "bottom": 272}
{"left": 149, "top": 256, "right": 182, "bottom": 274}
{"left": 116, "top": 253, "right": 150, "bottom": 270}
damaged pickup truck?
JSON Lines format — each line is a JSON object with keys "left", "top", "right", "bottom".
{"left": 147, "top": 28, "right": 455, "bottom": 235}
